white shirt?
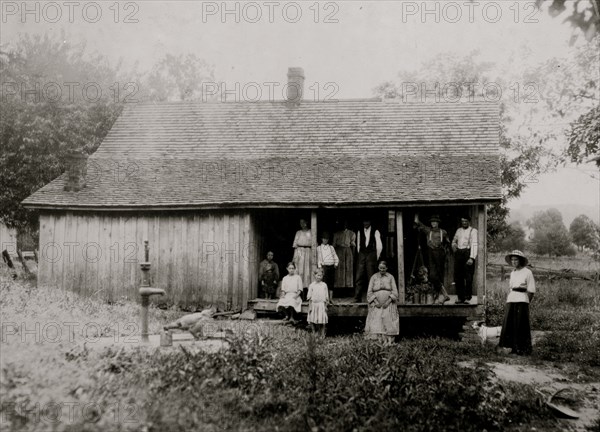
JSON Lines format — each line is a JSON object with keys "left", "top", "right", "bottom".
{"left": 506, "top": 267, "right": 535, "bottom": 303}
{"left": 452, "top": 227, "right": 478, "bottom": 259}
{"left": 317, "top": 244, "right": 339, "bottom": 267}
{"left": 356, "top": 228, "right": 383, "bottom": 259}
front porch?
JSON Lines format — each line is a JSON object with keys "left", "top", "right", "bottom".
{"left": 248, "top": 296, "right": 483, "bottom": 318}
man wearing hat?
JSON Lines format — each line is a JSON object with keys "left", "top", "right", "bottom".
{"left": 451, "top": 215, "right": 478, "bottom": 304}
{"left": 354, "top": 218, "right": 383, "bottom": 302}
{"left": 414, "top": 214, "right": 451, "bottom": 304}
{"left": 498, "top": 250, "right": 535, "bottom": 355}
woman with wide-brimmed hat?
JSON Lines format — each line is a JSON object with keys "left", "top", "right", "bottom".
{"left": 498, "top": 250, "right": 536, "bottom": 355}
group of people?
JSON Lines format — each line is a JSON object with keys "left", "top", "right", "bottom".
{"left": 259, "top": 217, "right": 386, "bottom": 303}
{"left": 257, "top": 215, "right": 535, "bottom": 352}
{"left": 269, "top": 257, "right": 400, "bottom": 341}
{"left": 257, "top": 217, "right": 396, "bottom": 339}
{"left": 413, "top": 213, "right": 478, "bottom": 305}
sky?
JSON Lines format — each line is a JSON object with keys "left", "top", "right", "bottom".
{"left": 1, "top": 0, "right": 599, "bottom": 219}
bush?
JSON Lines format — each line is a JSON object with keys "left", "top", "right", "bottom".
{"left": 534, "top": 327, "right": 600, "bottom": 367}
{"left": 133, "top": 335, "right": 556, "bottom": 432}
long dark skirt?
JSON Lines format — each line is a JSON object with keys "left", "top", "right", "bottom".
{"left": 498, "top": 302, "right": 532, "bottom": 355}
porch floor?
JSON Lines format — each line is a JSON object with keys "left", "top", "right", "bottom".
{"left": 248, "top": 296, "right": 482, "bottom": 318}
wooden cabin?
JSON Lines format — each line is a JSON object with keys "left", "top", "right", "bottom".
{"left": 23, "top": 68, "right": 501, "bottom": 323}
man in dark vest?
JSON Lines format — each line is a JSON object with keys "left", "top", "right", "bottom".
{"left": 354, "top": 218, "right": 382, "bottom": 302}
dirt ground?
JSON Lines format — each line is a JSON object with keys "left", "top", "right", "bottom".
{"left": 459, "top": 359, "right": 600, "bottom": 431}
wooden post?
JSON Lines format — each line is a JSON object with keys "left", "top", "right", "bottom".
{"left": 476, "top": 205, "right": 486, "bottom": 304}
{"left": 17, "top": 250, "right": 31, "bottom": 275}
{"left": 395, "top": 211, "right": 405, "bottom": 304}
{"left": 311, "top": 210, "right": 318, "bottom": 272}
{"left": 2, "top": 249, "right": 15, "bottom": 269}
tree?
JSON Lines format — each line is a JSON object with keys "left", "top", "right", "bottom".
{"left": 570, "top": 214, "right": 600, "bottom": 250}
{"left": 528, "top": 36, "right": 600, "bottom": 167}
{"left": 537, "top": 0, "right": 600, "bottom": 42}
{"left": 567, "top": 104, "right": 600, "bottom": 166}
{"left": 535, "top": 2, "right": 600, "bottom": 166}
{"left": 527, "top": 208, "right": 576, "bottom": 256}
{"left": 373, "top": 44, "right": 598, "bottom": 246}
{"left": 493, "top": 222, "right": 527, "bottom": 252}
{"left": 141, "top": 54, "right": 216, "bottom": 102}
{"left": 0, "top": 34, "right": 125, "bottom": 231}
{"left": 0, "top": 34, "right": 218, "bottom": 232}
{"left": 372, "top": 51, "right": 552, "bottom": 245}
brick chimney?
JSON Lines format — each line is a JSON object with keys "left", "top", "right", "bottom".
{"left": 286, "top": 67, "right": 305, "bottom": 104}
{"left": 63, "top": 152, "right": 88, "bottom": 192}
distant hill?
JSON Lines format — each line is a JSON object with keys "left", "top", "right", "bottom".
{"left": 509, "top": 203, "right": 600, "bottom": 227}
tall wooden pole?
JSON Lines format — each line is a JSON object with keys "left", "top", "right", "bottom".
{"left": 476, "top": 205, "right": 487, "bottom": 305}
{"left": 395, "top": 211, "right": 405, "bottom": 304}
{"left": 311, "top": 210, "right": 318, "bottom": 273}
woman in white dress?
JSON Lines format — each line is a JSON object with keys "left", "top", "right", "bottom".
{"left": 293, "top": 218, "right": 312, "bottom": 290}
{"left": 276, "top": 262, "right": 303, "bottom": 324}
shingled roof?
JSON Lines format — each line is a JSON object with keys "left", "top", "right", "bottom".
{"left": 23, "top": 99, "right": 501, "bottom": 210}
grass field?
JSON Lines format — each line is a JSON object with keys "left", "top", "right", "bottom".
{"left": 1, "top": 256, "right": 599, "bottom": 431}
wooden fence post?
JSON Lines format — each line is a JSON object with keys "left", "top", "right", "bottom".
{"left": 17, "top": 250, "right": 31, "bottom": 275}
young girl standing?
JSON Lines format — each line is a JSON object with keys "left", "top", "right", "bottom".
{"left": 276, "top": 262, "right": 303, "bottom": 324}
{"left": 307, "top": 269, "right": 329, "bottom": 337}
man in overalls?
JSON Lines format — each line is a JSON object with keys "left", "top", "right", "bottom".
{"left": 414, "top": 214, "right": 451, "bottom": 304}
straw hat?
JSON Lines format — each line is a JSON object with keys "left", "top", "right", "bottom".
{"left": 505, "top": 250, "right": 529, "bottom": 266}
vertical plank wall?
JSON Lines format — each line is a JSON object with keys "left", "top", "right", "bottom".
{"left": 0, "top": 223, "right": 17, "bottom": 255}
{"left": 38, "top": 211, "right": 256, "bottom": 309}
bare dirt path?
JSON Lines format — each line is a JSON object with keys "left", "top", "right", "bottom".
{"left": 461, "top": 359, "right": 600, "bottom": 431}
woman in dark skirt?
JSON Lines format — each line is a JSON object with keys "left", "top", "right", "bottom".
{"left": 498, "top": 250, "right": 536, "bottom": 355}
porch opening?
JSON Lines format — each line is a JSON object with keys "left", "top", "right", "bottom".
{"left": 249, "top": 204, "right": 484, "bottom": 313}
{"left": 401, "top": 206, "right": 480, "bottom": 297}
{"left": 251, "top": 208, "right": 394, "bottom": 300}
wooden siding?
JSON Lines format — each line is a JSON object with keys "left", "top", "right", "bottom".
{"left": 0, "top": 223, "right": 17, "bottom": 255}
{"left": 38, "top": 211, "right": 255, "bottom": 309}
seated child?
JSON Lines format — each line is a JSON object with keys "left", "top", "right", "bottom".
{"left": 409, "top": 266, "right": 450, "bottom": 304}
{"left": 307, "top": 268, "right": 329, "bottom": 337}
{"left": 276, "top": 262, "right": 303, "bottom": 324}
